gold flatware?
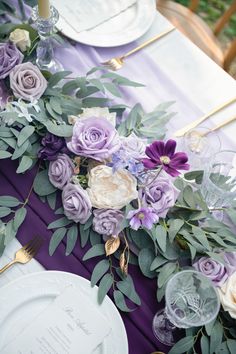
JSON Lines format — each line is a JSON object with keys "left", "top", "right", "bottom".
{"left": 101, "top": 27, "right": 175, "bottom": 71}
{"left": 0, "top": 236, "right": 43, "bottom": 274}
{"left": 174, "top": 96, "right": 236, "bottom": 137}
{"left": 207, "top": 114, "right": 236, "bottom": 134}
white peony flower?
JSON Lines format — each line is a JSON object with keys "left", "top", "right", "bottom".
{"left": 120, "top": 132, "right": 147, "bottom": 160}
{"left": 68, "top": 107, "right": 116, "bottom": 126}
{"left": 9, "top": 29, "right": 31, "bottom": 52}
{"left": 218, "top": 271, "right": 236, "bottom": 319}
{"left": 87, "top": 165, "right": 138, "bottom": 209}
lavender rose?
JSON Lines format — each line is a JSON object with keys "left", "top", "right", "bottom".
{"left": 0, "top": 42, "right": 23, "bottom": 79}
{"left": 67, "top": 117, "right": 121, "bottom": 161}
{"left": 62, "top": 183, "right": 92, "bottom": 224}
{"left": 10, "top": 62, "right": 47, "bottom": 101}
{"left": 120, "top": 132, "right": 147, "bottom": 160}
{"left": 38, "top": 133, "right": 68, "bottom": 161}
{"left": 93, "top": 209, "right": 124, "bottom": 236}
{"left": 48, "top": 154, "right": 74, "bottom": 190}
{"left": 193, "top": 257, "right": 229, "bottom": 287}
{"left": 140, "top": 174, "right": 179, "bottom": 218}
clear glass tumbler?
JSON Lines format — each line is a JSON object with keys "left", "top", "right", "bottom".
{"left": 152, "top": 270, "right": 220, "bottom": 346}
{"left": 183, "top": 126, "right": 221, "bottom": 171}
{"left": 201, "top": 150, "right": 236, "bottom": 208}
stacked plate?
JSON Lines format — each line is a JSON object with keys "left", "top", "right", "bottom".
{"left": 51, "top": 0, "right": 156, "bottom": 47}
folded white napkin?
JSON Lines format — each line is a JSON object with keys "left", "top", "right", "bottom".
{"left": 51, "top": 0, "right": 137, "bottom": 32}
{"left": 2, "top": 286, "right": 111, "bottom": 354}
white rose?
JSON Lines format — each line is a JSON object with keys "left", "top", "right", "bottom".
{"left": 9, "top": 29, "right": 31, "bottom": 52}
{"left": 87, "top": 165, "right": 138, "bottom": 209}
{"left": 218, "top": 272, "right": 236, "bottom": 319}
{"left": 120, "top": 132, "right": 147, "bottom": 159}
{"left": 68, "top": 107, "right": 116, "bottom": 126}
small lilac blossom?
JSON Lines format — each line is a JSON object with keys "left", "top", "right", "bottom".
{"left": 143, "top": 139, "right": 190, "bottom": 177}
{"left": 224, "top": 252, "right": 236, "bottom": 275}
{"left": 0, "top": 42, "right": 23, "bottom": 79}
{"left": 127, "top": 207, "right": 159, "bottom": 230}
{"left": 38, "top": 133, "right": 68, "bottom": 161}
{"left": 67, "top": 117, "right": 121, "bottom": 161}
{"left": 109, "top": 148, "right": 128, "bottom": 172}
{"left": 127, "top": 159, "right": 144, "bottom": 178}
{"left": 193, "top": 257, "right": 229, "bottom": 287}
{"left": 48, "top": 154, "right": 74, "bottom": 190}
{"left": 93, "top": 209, "right": 124, "bottom": 236}
{"left": 62, "top": 183, "right": 92, "bottom": 224}
{"left": 140, "top": 175, "right": 179, "bottom": 218}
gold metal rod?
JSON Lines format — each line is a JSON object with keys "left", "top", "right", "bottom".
{"left": 207, "top": 115, "right": 236, "bottom": 134}
{"left": 174, "top": 96, "right": 236, "bottom": 137}
{"left": 123, "top": 27, "right": 175, "bottom": 58}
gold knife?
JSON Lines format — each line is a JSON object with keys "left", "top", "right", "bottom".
{"left": 174, "top": 96, "right": 236, "bottom": 137}
{"left": 204, "top": 114, "right": 236, "bottom": 135}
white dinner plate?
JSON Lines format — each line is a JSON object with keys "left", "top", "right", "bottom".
{"left": 51, "top": 0, "right": 156, "bottom": 47}
{"left": 0, "top": 271, "right": 128, "bottom": 354}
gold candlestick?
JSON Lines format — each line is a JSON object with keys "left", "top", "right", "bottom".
{"left": 38, "top": 0, "right": 50, "bottom": 19}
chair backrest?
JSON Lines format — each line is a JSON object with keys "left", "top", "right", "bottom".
{"left": 189, "top": 0, "right": 236, "bottom": 35}
{"left": 188, "top": 0, "right": 236, "bottom": 70}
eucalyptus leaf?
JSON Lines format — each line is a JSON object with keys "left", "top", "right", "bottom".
{"left": 0, "top": 207, "right": 12, "bottom": 218}
{"left": 116, "top": 275, "right": 141, "bottom": 305}
{"left": 82, "top": 244, "right": 105, "bottom": 261}
{"left": 16, "top": 156, "right": 33, "bottom": 174}
{"left": 13, "top": 207, "right": 27, "bottom": 231}
{"left": 98, "top": 273, "right": 113, "bottom": 304}
{"left": 47, "top": 71, "right": 71, "bottom": 87}
{"left": 49, "top": 227, "right": 67, "bottom": 255}
{"left": 227, "top": 339, "right": 236, "bottom": 354}
{"left": 11, "top": 140, "right": 30, "bottom": 160}
{"left": 79, "top": 224, "right": 90, "bottom": 247}
{"left": 192, "top": 226, "right": 211, "bottom": 251}
{"left": 33, "top": 169, "right": 56, "bottom": 196}
{"left": 104, "top": 82, "right": 122, "bottom": 97}
{"left": 0, "top": 150, "right": 12, "bottom": 159}
{"left": 0, "top": 196, "right": 21, "bottom": 207}
{"left": 138, "top": 248, "right": 156, "bottom": 278}
{"left": 201, "top": 335, "right": 210, "bottom": 354}
{"left": 168, "top": 219, "right": 184, "bottom": 243}
{"left": 168, "top": 336, "right": 194, "bottom": 354}
{"left": 157, "top": 262, "right": 177, "bottom": 288}
{"left": 17, "top": 126, "right": 35, "bottom": 147}
{"left": 210, "top": 321, "right": 223, "bottom": 354}
{"left": 113, "top": 290, "right": 135, "bottom": 312}
{"left": 66, "top": 225, "right": 78, "bottom": 255}
{"left": 43, "top": 122, "right": 73, "bottom": 138}
{"left": 48, "top": 217, "right": 72, "bottom": 229}
{"left": 150, "top": 255, "right": 168, "bottom": 271}
{"left": 91, "top": 259, "right": 109, "bottom": 287}
{"left": 4, "top": 220, "right": 17, "bottom": 245}
{"left": 154, "top": 225, "right": 167, "bottom": 252}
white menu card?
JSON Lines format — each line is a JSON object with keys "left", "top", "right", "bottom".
{"left": 2, "top": 287, "right": 111, "bottom": 354}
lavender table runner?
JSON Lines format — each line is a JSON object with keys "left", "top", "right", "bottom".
{"left": 0, "top": 3, "right": 207, "bottom": 353}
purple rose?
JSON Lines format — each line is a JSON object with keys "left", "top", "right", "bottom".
{"left": 67, "top": 117, "right": 121, "bottom": 161}
{"left": 193, "top": 257, "right": 229, "bottom": 287}
{"left": 140, "top": 175, "right": 179, "bottom": 218}
{"left": 0, "top": 80, "right": 9, "bottom": 109}
{"left": 62, "top": 183, "right": 92, "bottom": 224}
{"left": 93, "top": 209, "right": 124, "bottom": 236}
{"left": 224, "top": 252, "right": 236, "bottom": 275}
{"left": 10, "top": 62, "right": 47, "bottom": 101}
{"left": 38, "top": 133, "right": 68, "bottom": 161}
{"left": 0, "top": 42, "right": 23, "bottom": 79}
{"left": 48, "top": 154, "right": 74, "bottom": 190}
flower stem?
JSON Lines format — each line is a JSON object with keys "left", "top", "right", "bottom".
{"left": 22, "top": 163, "right": 41, "bottom": 208}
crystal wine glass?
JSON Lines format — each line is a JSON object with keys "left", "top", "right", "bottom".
{"left": 152, "top": 270, "right": 220, "bottom": 346}
{"left": 183, "top": 126, "right": 221, "bottom": 171}
{"left": 201, "top": 150, "right": 236, "bottom": 208}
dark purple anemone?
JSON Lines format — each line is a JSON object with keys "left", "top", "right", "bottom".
{"left": 142, "top": 139, "right": 189, "bottom": 177}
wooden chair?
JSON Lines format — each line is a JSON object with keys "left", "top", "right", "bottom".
{"left": 156, "top": 0, "right": 236, "bottom": 71}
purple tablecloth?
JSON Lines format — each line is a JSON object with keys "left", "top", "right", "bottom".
{"left": 0, "top": 3, "right": 206, "bottom": 353}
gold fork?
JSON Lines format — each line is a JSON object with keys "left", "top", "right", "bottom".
{"left": 101, "top": 27, "right": 175, "bottom": 71}
{"left": 0, "top": 236, "right": 43, "bottom": 274}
